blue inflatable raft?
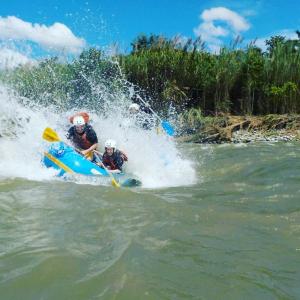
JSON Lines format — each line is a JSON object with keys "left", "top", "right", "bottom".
{"left": 43, "top": 142, "right": 141, "bottom": 187}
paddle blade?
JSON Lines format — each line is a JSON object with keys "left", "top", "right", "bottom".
{"left": 111, "top": 178, "right": 120, "bottom": 188}
{"left": 121, "top": 178, "right": 142, "bottom": 187}
{"left": 161, "top": 120, "right": 175, "bottom": 136}
{"left": 42, "top": 127, "right": 61, "bottom": 142}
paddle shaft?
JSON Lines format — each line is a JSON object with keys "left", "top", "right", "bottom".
{"left": 135, "top": 95, "right": 174, "bottom": 136}
{"left": 94, "top": 156, "right": 120, "bottom": 186}
{"left": 136, "top": 95, "right": 162, "bottom": 122}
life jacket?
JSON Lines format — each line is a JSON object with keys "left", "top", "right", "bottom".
{"left": 69, "top": 112, "right": 90, "bottom": 124}
{"left": 102, "top": 149, "right": 128, "bottom": 170}
{"left": 73, "top": 127, "right": 93, "bottom": 150}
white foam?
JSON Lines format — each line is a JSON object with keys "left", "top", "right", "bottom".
{"left": 0, "top": 84, "right": 197, "bottom": 188}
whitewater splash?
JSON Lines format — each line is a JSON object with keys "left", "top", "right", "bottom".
{"left": 0, "top": 84, "right": 197, "bottom": 188}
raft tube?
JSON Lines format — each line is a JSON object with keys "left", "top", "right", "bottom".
{"left": 43, "top": 142, "right": 142, "bottom": 187}
{"left": 43, "top": 142, "right": 109, "bottom": 177}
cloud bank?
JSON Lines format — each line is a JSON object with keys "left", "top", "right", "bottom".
{"left": 194, "top": 7, "right": 250, "bottom": 52}
{"left": 0, "top": 16, "right": 85, "bottom": 54}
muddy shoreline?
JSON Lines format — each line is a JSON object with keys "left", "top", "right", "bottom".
{"left": 176, "top": 114, "right": 300, "bottom": 143}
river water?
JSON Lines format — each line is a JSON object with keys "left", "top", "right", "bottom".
{"left": 1, "top": 142, "right": 300, "bottom": 300}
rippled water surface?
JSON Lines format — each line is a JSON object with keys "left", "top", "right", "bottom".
{"left": 1, "top": 142, "right": 300, "bottom": 299}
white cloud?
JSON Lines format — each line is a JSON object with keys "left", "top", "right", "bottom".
{"left": 194, "top": 7, "right": 250, "bottom": 52}
{"left": 0, "top": 48, "right": 35, "bottom": 70}
{"left": 0, "top": 16, "right": 86, "bottom": 54}
{"left": 277, "top": 29, "right": 298, "bottom": 40}
{"left": 201, "top": 7, "right": 250, "bottom": 32}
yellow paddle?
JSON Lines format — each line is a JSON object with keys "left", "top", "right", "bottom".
{"left": 42, "top": 127, "right": 120, "bottom": 188}
{"left": 95, "top": 161, "right": 121, "bottom": 188}
{"left": 43, "top": 127, "right": 61, "bottom": 142}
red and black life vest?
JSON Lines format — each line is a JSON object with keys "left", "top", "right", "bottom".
{"left": 73, "top": 130, "right": 93, "bottom": 150}
{"left": 102, "top": 150, "right": 128, "bottom": 170}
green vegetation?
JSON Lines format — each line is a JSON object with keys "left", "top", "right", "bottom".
{"left": 1, "top": 32, "right": 300, "bottom": 119}
{"left": 120, "top": 33, "right": 300, "bottom": 116}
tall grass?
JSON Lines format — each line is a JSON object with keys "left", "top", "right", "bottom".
{"left": 120, "top": 34, "right": 300, "bottom": 115}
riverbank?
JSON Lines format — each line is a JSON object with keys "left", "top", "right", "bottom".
{"left": 177, "top": 114, "right": 300, "bottom": 143}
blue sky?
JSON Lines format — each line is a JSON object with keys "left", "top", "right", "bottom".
{"left": 0, "top": 0, "right": 299, "bottom": 65}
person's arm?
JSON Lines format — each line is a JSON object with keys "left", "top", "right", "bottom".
{"left": 81, "top": 126, "right": 99, "bottom": 155}
{"left": 81, "top": 143, "right": 98, "bottom": 156}
{"left": 109, "top": 169, "right": 121, "bottom": 174}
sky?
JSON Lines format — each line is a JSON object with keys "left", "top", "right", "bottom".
{"left": 0, "top": 0, "right": 299, "bottom": 68}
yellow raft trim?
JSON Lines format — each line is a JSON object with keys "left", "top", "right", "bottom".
{"left": 44, "top": 152, "right": 75, "bottom": 174}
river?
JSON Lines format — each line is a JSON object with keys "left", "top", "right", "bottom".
{"left": 1, "top": 142, "right": 299, "bottom": 299}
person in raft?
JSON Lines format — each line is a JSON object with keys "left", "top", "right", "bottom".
{"left": 66, "top": 112, "right": 101, "bottom": 163}
{"left": 101, "top": 139, "right": 128, "bottom": 173}
{"left": 128, "top": 103, "right": 156, "bottom": 130}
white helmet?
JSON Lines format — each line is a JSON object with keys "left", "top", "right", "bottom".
{"left": 73, "top": 115, "right": 85, "bottom": 126}
{"left": 129, "top": 103, "right": 140, "bottom": 112}
{"left": 105, "top": 139, "right": 116, "bottom": 149}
